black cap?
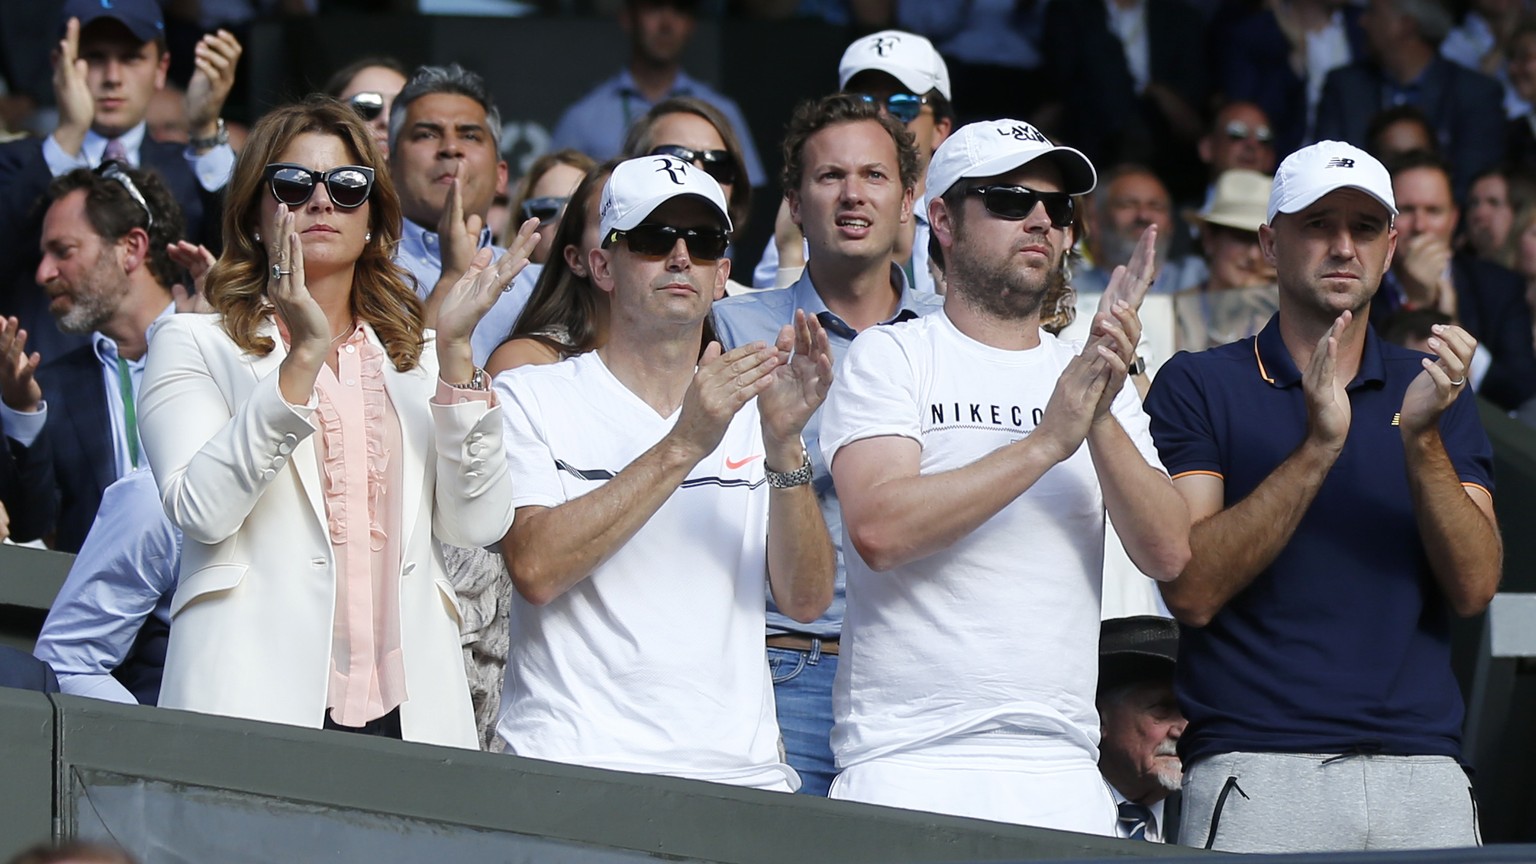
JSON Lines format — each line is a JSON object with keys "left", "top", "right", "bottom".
{"left": 1099, "top": 615, "right": 1178, "bottom": 693}
{"left": 61, "top": 0, "right": 165, "bottom": 44}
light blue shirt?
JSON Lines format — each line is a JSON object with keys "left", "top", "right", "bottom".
{"left": 42, "top": 121, "right": 234, "bottom": 192}
{"left": 753, "top": 209, "right": 935, "bottom": 293}
{"left": 551, "top": 68, "right": 766, "bottom": 187}
{"left": 394, "top": 218, "right": 539, "bottom": 366}
{"left": 33, "top": 469, "right": 179, "bottom": 705}
{"left": 712, "top": 264, "right": 944, "bottom": 638}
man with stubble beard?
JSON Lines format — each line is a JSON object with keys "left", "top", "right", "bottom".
{"left": 819, "top": 120, "right": 1191, "bottom": 831}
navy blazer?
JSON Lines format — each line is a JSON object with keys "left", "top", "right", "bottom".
{"left": 0, "top": 135, "right": 221, "bottom": 363}
{"left": 1220, "top": 7, "right": 1367, "bottom": 159}
{"left": 0, "top": 646, "right": 59, "bottom": 694}
{"left": 1315, "top": 56, "right": 1505, "bottom": 196}
{"left": 0, "top": 430, "right": 60, "bottom": 543}
{"left": 34, "top": 344, "right": 115, "bottom": 554}
{"left": 1372, "top": 254, "right": 1536, "bottom": 412}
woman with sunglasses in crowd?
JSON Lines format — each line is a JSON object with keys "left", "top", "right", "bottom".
{"left": 139, "top": 96, "right": 538, "bottom": 747}
{"left": 622, "top": 97, "right": 756, "bottom": 296}
{"left": 325, "top": 57, "right": 408, "bottom": 158}
{"left": 506, "top": 149, "right": 596, "bottom": 265}
{"left": 486, "top": 159, "right": 620, "bottom": 375}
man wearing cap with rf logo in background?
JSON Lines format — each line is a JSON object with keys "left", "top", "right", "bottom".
{"left": 492, "top": 154, "right": 835, "bottom": 790}
{"left": 820, "top": 119, "right": 1190, "bottom": 831}
{"left": 1145, "top": 141, "right": 1500, "bottom": 852}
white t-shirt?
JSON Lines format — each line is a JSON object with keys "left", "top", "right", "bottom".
{"left": 819, "top": 312, "right": 1164, "bottom": 770}
{"left": 493, "top": 352, "right": 797, "bottom": 791}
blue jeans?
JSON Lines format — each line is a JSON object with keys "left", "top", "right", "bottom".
{"left": 767, "top": 642, "right": 838, "bottom": 796}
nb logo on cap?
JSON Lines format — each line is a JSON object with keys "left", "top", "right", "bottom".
{"left": 872, "top": 36, "right": 901, "bottom": 56}
{"left": 653, "top": 157, "right": 688, "bottom": 185}
{"left": 1326, "top": 157, "right": 1356, "bottom": 168}
{"left": 997, "top": 124, "right": 1047, "bottom": 144}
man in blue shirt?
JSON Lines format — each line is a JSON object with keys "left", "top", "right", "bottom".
{"left": 388, "top": 64, "right": 536, "bottom": 365}
{"left": 552, "top": 0, "right": 764, "bottom": 188}
{"left": 34, "top": 468, "right": 178, "bottom": 705}
{"left": 1145, "top": 141, "right": 1501, "bottom": 852}
{"left": 712, "top": 93, "right": 942, "bottom": 795}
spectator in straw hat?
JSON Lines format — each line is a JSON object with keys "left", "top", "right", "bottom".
{"left": 1172, "top": 169, "right": 1280, "bottom": 351}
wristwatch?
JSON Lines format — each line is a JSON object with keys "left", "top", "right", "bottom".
{"left": 190, "top": 118, "right": 228, "bottom": 151}
{"left": 1128, "top": 355, "right": 1147, "bottom": 376}
{"left": 446, "top": 367, "right": 489, "bottom": 391}
{"left": 765, "top": 450, "right": 813, "bottom": 489}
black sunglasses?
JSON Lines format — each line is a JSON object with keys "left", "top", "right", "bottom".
{"left": 967, "top": 185, "right": 1075, "bottom": 228}
{"left": 348, "top": 91, "right": 385, "bottom": 122}
{"left": 852, "top": 92, "right": 928, "bottom": 124}
{"left": 649, "top": 145, "right": 739, "bottom": 187}
{"left": 95, "top": 160, "right": 154, "bottom": 228}
{"left": 263, "top": 163, "right": 376, "bottom": 210}
{"left": 520, "top": 195, "right": 568, "bottom": 225}
{"left": 604, "top": 223, "right": 730, "bottom": 261}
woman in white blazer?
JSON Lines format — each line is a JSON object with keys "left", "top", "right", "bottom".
{"left": 139, "top": 97, "right": 537, "bottom": 747}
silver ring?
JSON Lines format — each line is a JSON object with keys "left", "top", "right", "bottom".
{"left": 270, "top": 263, "right": 291, "bottom": 280}
{"left": 1449, "top": 376, "right": 1467, "bottom": 387}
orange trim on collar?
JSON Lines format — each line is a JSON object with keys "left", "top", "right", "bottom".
{"left": 1254, "top": 338, "right": 1274, "bottom": 384}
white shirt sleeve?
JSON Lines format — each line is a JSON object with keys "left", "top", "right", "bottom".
{"left": 0, "top": 401, "right": 46, "bottom": 447}
{"left": 42, "top": 134, "right": 90, "bottom": 176}
{"left": 494, "top": 369, "right": 567, "bottom": 510}
{"left": 185, "top": 142, "right": 235, "bottom": 192}
{"left": 819, "top": 327, "right": 922, "bottom": 469}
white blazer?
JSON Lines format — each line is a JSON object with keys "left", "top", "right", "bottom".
{"left": 139, "top": 314, "right": 514, "bottom": 748}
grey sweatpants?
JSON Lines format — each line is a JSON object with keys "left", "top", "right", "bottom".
{"left": 1178, "top": 751, "right": 1481, "bottom": 853}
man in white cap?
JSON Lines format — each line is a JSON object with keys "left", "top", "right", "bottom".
{"left": 820, "top": 119, "right": 1191, "bottom": 830}
{"left": 492, "top": 153, "right": 835, "bottom": 791}
{"left": 754, "top": 29, "right": 954, "bottom": 292}
{"left": 1145, "top": 141, "right": 1500, "bottom": 852}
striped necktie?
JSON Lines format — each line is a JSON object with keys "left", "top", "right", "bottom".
{"left": 1117, "top": 801, "right": 1153, "bottom": 841}
{"left": 103, "top": 137, "right": 128, "bottom": 165}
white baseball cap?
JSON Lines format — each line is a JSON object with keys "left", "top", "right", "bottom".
{"left": 926, "top": 119, "right": 1096, "bottom": 201}
{"left": 598, "top": 154, "right": 733, "bottom": 244}
{"left": 1266, "top": 140, "right": 1397, "bottom": 224}
{"left": 838, "top": 30, "right": 952, "bottom": 101}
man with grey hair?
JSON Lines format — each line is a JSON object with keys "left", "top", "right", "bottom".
{"left": 388, "top": 63, "right": 531, "bottom": 365}
{"left": 1315, "top": 0, "right": 1503, "bottom": 196}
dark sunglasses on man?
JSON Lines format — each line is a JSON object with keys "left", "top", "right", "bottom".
{"left": 851, "top": 92, "right": 928, "bottom": 125}
{"left": 603, "top": 223, "right": 730, "bottom": 261}
{"left": 1224, "top": 120, "right": 1273, "bottom": 145}
{"left": 348, "top": 92, "right": 386, "bottom": 122}
{"left": 967, "top": 185, "right": 1075, "bottom": 228}
{"left": 648, "top": 145, "right": 738, "bottom": 187}
{"left": 520, "top": 195, "right": 568, "bottom": 225}
{"left": 264, "top": 163, "right": 376, "bottom": 210}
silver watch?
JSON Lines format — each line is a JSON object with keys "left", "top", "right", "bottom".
{"left": 447, "top": 367, "right": 489, "bottom": 391}
{"left": 765, "top": 451, "right": 813, "bottom": 489}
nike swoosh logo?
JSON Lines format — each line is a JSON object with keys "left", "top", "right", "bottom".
{"left": 725, "top": 455, "right": 762, "bottom": 470}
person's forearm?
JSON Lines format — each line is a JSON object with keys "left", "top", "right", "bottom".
{"left": 1162, "top": 436, "right": 1339, "bottom": 626}
{"left": 502, "top": 436, "right": 703, "bottom": 605}
{"left": 1404, "top": 429, "right": 1502, "bottom": 616}
{"left": 766, "top": 480, "right": 834, "bottom": 623}
{"left": 1088, "top": 418, "right": 1190, "bottom": 581}
{"left": 843, "top": 436, "right": 1063, "bottom": 572}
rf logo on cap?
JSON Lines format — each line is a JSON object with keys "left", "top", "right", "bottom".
{"left": 654, "top": 156, "right": 688, "bottom": 185}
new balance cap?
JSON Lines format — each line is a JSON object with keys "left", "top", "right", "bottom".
{"left": 1267, "top": 140, "right": 1397, "bottom": 224}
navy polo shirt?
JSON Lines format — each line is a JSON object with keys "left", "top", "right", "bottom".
{"left": 1144, "top": 315, "right": 1494, "bottom": 765}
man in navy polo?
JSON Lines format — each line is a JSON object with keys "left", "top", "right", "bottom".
{"left": 1145, "top": 141, "right": 1502, "bottom": 853}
